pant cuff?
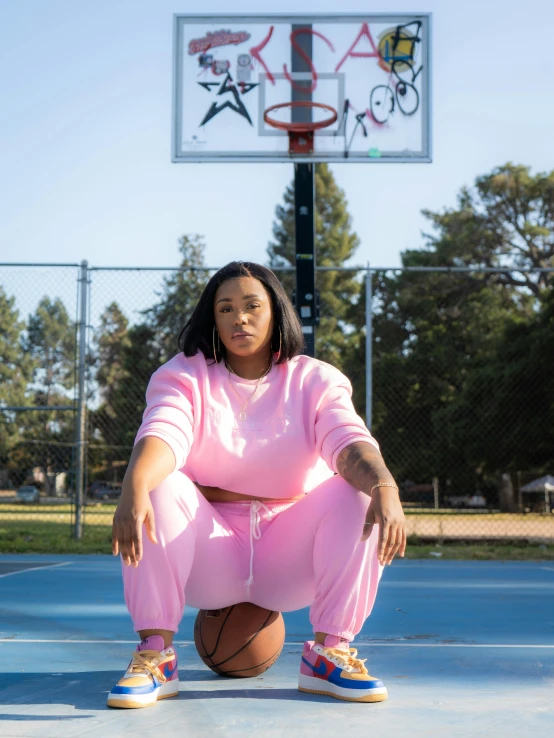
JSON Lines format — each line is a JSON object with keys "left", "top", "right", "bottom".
{"left": 133, "top": 620, "right": 179, "bottom": 634}
{"left": 312, "top": 623, "right": 356, "bottom": 641}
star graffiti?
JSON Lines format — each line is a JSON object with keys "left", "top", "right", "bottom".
{"left": 198, "top": 73, "right": 258, "bottom": 126}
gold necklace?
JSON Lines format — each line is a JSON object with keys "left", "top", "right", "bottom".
{"left": 226, "top": 359, "right": 273, "bottom": 421}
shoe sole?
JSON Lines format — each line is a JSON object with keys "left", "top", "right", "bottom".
{"left": 298, "top": 674, "right": 388, "bottom": 703}
{"left": 107, "top": 680, "right": 179, "bottom": 709}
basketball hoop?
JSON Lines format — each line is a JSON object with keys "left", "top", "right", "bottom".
{"left": 263, "top": 101, "right": 338, "bottom": 154}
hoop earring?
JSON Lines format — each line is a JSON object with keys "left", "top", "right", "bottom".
{"left": 212, "top": 326, "right": 220, "bottom": 362}
{"left": 276, "top": 327, "right": 282, "bottom": 362}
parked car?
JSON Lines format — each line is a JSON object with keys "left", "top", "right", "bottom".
{"left": 16, "top": 486, "right": 40, "bottom": 504}
{"left": 448, "top": 494, "right": 487, "bottom": 509}
{"left": 88, "top": 481, "right": 122, "bottom": 501}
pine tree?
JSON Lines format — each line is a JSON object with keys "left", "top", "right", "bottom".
{"left": 21, "top": 297, "right": 76, "bottom": 493}
{"left": 25, "top": 297, "right": 75, "bottom": 399}
{"left": 267, "top": 164, "right": 363, "bottom": 376}
{"left": 105, "top": 322, "right": 164, "bottom": 450}
{"left": 0, "top": 287, "right": 34, "bottom": 464}
{"left": 146, "top": 234, "right": 209, "bottom": 361}
{"left": 93, "top": 302, "right": 130, "bottom": 411}
{"left": 88, "top": 302, "right": 131, "bottom": 481}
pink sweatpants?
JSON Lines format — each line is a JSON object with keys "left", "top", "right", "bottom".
{"left": 123, "top": 472, "right": 384, "bottom": 641}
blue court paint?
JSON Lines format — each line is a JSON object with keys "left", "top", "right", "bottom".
{"left": 1, "top": 555, "right": 553, "bottom": 737}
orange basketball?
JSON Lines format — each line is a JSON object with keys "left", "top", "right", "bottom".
{"left": 194, "top": 602, "right": 285, "bottom": 678}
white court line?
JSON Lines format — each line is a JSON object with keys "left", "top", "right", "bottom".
{"left": 0, "top": 562, "right": 71, "bottom": 579}
{"left": 1, "top": 639, "right": 553, "bottom": 648}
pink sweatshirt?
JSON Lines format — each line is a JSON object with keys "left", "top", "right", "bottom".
{"left": 135, "top": 351, "right": 379, "bottom": 499}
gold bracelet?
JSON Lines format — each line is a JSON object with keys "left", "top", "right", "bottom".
{"left": 370, "top": 482, "right": 399, "bottom": 494}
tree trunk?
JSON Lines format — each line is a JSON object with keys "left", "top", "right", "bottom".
{"left": 499, "top": 472, "right": 516, "bottom": 512}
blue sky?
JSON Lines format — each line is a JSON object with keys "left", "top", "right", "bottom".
{"left": 1, "top": 0, "right": 553, "bottom": 271}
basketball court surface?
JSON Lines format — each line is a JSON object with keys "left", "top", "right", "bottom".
{"left": 1, "top": 554, "right": 553, "bottom": 737}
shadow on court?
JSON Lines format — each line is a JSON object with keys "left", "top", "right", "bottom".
{"left": 0, "top": 715, "right": 92, "bottom": 722}
{"left": 0, "top": 670, "right": 307, "bottom": 706}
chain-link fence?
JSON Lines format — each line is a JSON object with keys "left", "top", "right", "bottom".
{"left": 1, "top": 262, "right": 553, "bottom": 545}
{"left": 0, "top": 264, "right": 82, "bottom": 545}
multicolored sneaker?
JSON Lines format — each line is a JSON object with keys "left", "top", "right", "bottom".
{"left": 298, "top": 641, "right": 388, "bottom": 703}
{"left": 107, "top": 636, "right": 179, "bottom": 709}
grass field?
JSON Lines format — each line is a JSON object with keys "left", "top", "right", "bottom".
{"left": 0, "top": 504, "right": 114, "bottom": 523}
{"left": 0, "top": 520, "right": 113, "bottom": 554}
{"left": 1, "top": 506, "right": 554, "bottom": 558}
{"left": 0, "top": 504, "right": 115, "bottom": 554}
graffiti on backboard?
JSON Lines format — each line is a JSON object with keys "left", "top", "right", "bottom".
{"left": 191, "top": 20, "right": 424, "bottom": 153}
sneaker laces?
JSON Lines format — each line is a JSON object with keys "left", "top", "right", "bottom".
{"left": 127, "top": 649, "right": 169, "bottom": 683}
{"left": 326, "top": 647, "right": 369, "bottom": 675}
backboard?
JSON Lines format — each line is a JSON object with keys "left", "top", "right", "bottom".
{"left": 172, "top": 14, "right": 432, "bottom": 163}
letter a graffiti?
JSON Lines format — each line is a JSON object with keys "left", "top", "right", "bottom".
{"left": 335, "top": 22, "right": 380, "bottom": 72}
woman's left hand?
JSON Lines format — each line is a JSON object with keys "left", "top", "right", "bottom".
{"left": 362, "top": 487, "right": 407, "bottom": 565}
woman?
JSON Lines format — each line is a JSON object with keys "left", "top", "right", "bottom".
{"left": 108, "top": 261, "right": 406, "bottom": 709}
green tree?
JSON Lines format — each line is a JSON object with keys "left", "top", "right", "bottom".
{"left": 25, "top": 297, "right": 75, "bottom": 400}
{"left": 439, "top": 287, "right": 554, "bottom": 481}
{"left": 146, "top": 234, "right": 210, "bottom": 361}
{"left": 19, "top": 297, "right": 76, "bottom": 494}
{"left": 93, "top": 302, "right": 130, "bottom": 410}
{"left": 0, "top": 288, "right": 35, "bottom": 467}
{"left": 87, "top": 321, "right": 163, "bottom": 484}
{"left": 367, "top": 162, "right": 554, "bottom": 495}
{"left": 421, "top": 163, "right": 554, "bottom": 299}
{"left": 370, "top": 268, "right": 526, "bottom": 489}
{"left": 88, "top": 302, "right": 131, "bottom": 481}
{"left": 104, "top": 322, "right": 164, "bottom": 451}
{"left": 267, "top": 163, "right": 362, "bottom": 375}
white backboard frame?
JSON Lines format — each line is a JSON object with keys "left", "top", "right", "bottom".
{"left": 172, "top": 13, "right": 432, "bottom": 163}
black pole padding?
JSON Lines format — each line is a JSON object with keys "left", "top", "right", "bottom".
{"left": 294, "top": 162, "right": 316, "bottom": 357}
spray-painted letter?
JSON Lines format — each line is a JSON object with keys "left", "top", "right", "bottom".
{"left": 283, "top": 28, "right": 334, "bottom": 93}
{"left": 335, "top": 23, "right": 380, "bottom": 73}
{"left": 250, "top": 26, "right": 276, "bottom": 84}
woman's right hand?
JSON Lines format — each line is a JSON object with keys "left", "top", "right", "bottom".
{"left": 112, "top": 489, "right": 158, "bottom": 567}
{"left": 111, "top": 437, "right": 176, "bottom": 566}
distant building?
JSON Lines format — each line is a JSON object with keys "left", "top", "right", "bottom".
{"left": 32, "top": 467, "right": 67, "bottom": 494}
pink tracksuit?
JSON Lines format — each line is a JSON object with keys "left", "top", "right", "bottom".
{"left": 123, "top": 352, "right": 384, "bottom": 641}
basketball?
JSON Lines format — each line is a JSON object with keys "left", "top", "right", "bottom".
{"left": 194, "top": 603, "right": 285, "bottom": 678}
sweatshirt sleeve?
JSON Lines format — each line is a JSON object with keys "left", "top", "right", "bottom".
{"left": 314, "top": 372, "right": 380, "bottom": 473}
{"left": 134, "top": 360, "right": 195, "bottom": 473}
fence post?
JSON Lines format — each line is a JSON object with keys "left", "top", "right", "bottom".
{"left": 365, "top": 263, "right": 372, "bottom": 430}
{"left": 74, "top": 260, "right": 89, "bottom": 540}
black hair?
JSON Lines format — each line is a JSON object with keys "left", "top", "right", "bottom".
{"left": 178, "top": 261, "right": 305, "bottom": 364}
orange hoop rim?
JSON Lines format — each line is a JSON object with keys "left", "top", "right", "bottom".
{"left": 263, "top": 101, "right": 338, "bottom": 133}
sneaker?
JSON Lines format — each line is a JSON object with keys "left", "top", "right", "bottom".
{"left": 107, "top": 636, "right": 179, "bottom": 709}
{"left": 298, "top": 640, "right": 388, "bottom": 703}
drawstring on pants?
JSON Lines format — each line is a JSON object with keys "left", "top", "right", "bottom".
{"left": 245, "top": 500, "right": 273, "bottom": 593}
